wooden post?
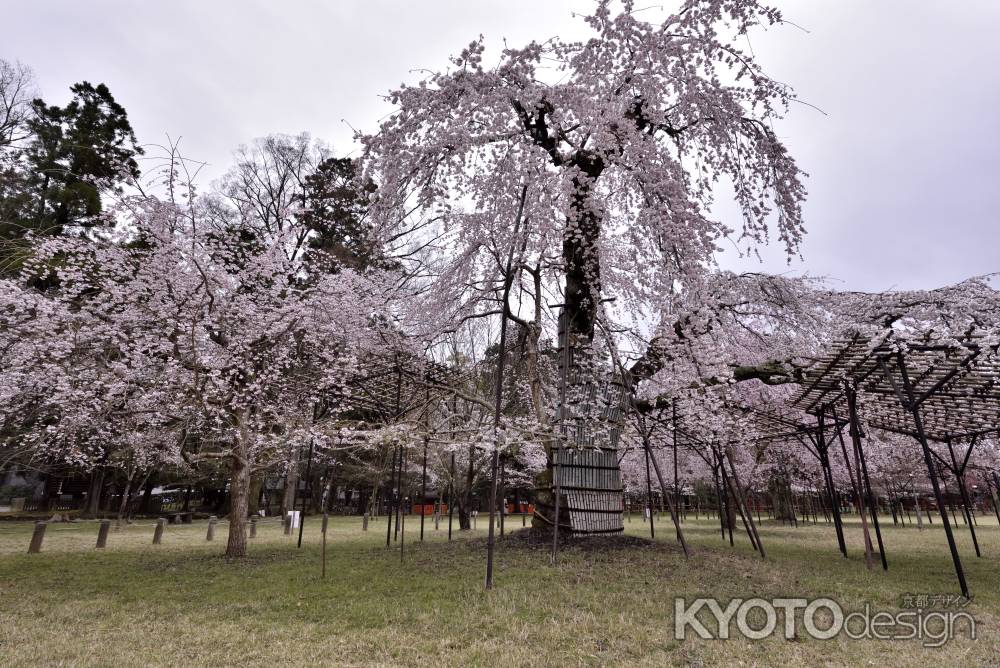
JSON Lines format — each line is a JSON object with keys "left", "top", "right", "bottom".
{"left": 362, "top": 512, "right": 369, "bottom": 531}
{"left": 297, "top": 436, "right": 315, "bottom": 550}
{"left": 989, "top": 474, "right": 1000, "bottom": 527}
{"left": 643, "top": 436, "right": 655, "bottom": 539}
{"left": 833, "top": 406, "right": 874, "bottom": 570}
{"left": 386, "top": 446, "right": 397, "bottom": 548}
{"left": 321, "top": 512, "right": 329, "bottom": 579}
{"left": 420, "top": 434, "right": 428, "bottom": 543}
{"left": 947, "top": 439, "right": 981, "bottom": 558}
{"left": 843, "top": 392, "right": 888, "bottom": 571}
{"left": 284, "top": 513, "right": 292, "bottom": 536}
{"left": 207, "top": 516, "right": 217, "bottom": 541}
{"left": 896, "top": 353, "right": 969, "bottom": 598}
{"left": 550, "top": 457, "right": 562, "bottom": 565}
{"left": 724, "top": 447, "right": 764, "bottom": 559}
{"left": 643, "top": 424, "right": 689, "bottom": 558}
{"left": 28, "top": 521, "right": 46, "bottom": 553}
{"left": 152, "top": 518, "right": 166, "bottom": 544}
{"left": 249, "top": 517, "right": 257, "bottom": 539}
{"left": 96, "top": 520, "right": 111, "bottom": 548}
{"left": 448, "top": 453, "right": 455, "bottom": 541}
{"left": 400, "top": 450, "right": 407, "bottom": 563}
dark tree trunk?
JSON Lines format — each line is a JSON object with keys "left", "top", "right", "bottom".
{"left": 81, "top": 467, "right": 106, "bottom": 517}
{"left": 357, "top": 486, "right": 368, "bottom": 515}
{"left": 226, "top": 442, "right": 251, "bottom": 559}
{"left": 138, "top": 474, "right": 157, "bottom": 514}
{"left": 533, "top": 158, "right": 621, "bottom": 534}
{"left": 460, "top": 444, "right": 476, "bottom": 530}
{"left": 247, "top": 474, "right": 264, "bottom": 515}
{"left": 280, "top": 447, "right": 300, "bottom": 516}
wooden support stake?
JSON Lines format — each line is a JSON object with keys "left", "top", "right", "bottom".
{"left": 321, "top": 512, "right": 329, "bottom": 579}
{"left": 448, "top": 453, "right": 455, "bottom": 541}
{"left": 207, "top": 516, "right": 217, "bottom": 541}
{"left": 249, "top": 517, "right": 257, "bottom": 539}
{"left": 153, "top": 518, "right": 166, "bottom": 544}
{"left": 96, "top": 520, "right": 111, "bottom": 549}
{"left": 28, "top": 521, "right": 46, "bottom": 554}
{"left": 896, "top": 353, "right": 969, "bottom": 599}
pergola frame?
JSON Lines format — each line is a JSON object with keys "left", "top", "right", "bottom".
{"left": 792, "top": 329, "right": 1000, "bottom": 598}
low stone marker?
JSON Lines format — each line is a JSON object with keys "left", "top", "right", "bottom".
{"left": 153, "top": 518, "right": 166, "bottom": 544}
{"left": 28, "top": 521, "right": 46, "bottom": 553}
{"left": 206, "top": 516, "right": 217, "bottom": 541}
{"left": 96, "top": 520, "right": 111, "bottom": 548}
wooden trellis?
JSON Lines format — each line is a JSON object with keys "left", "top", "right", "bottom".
{"left": 792, "top": 329, "right": 1000, "bottom": 598}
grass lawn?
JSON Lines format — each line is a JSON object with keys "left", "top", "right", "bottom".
{"left": 0, "top": 511, "right": 997, "bottom": 667}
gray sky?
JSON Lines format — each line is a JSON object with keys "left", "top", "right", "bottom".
{"left": 6, "top": 0, "right": 999, "bottom": 292}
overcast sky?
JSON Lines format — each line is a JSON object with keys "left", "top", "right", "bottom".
{"left": 6, "top": 1, "right": 999, "bottom": 292}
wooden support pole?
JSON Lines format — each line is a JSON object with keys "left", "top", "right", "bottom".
{"left": 896, "top": 353, "right": 969, "bottom": 599}
{"left": 96, "top": 519, "right": 111, "bottom": 549}
{"left": 724, "top": 447, "right": 765, "bottom": 559}
{"left": 844, "top": 392, "right": 888, "bottom": 571}
{"left": 718, "top": 449, "right": 758, "bottom": 553}
{"left": 551, "top": 456, "right": 562, "bottom": 565}
{"left": 400, "top": 449, "right": 407, "bottom": 563}
{"left": 712, "top": 458, "right": 727, "bottom": 541}
{"left": 153, "top": 518, "right": 166, "bottom": 544}
{"left": 643, "top": 425, "right": 689, "bottom": 558}
{"left": 207, "top": 516, "right": 217, "bottom": 542}
{"left": 420, "top": 436, "right": 428, "bottom": 543}
{"left": 249, "top": 516, "right": 257, "bottom": 539}
{"left": 833, "top": 408, "right": 874, "bottom": 570}
{"left": 297, "top": 436, "right": 314, "bottom": 549}
{"left": 28, "top": 521, "right": 46, "bottom": 553}
{"left": 947, "top": 440, "right": 981, "bottom": 558}
{"left": 818, "top": 421, "right": 847, "bottom": 557}
{"left": 386, "top": 445, "right": 398, "bottom": 548}
{"left": 499, "top": 457, "right": 506, "bottom": 538}
{"left": 989, "top": 473, "right": 1000, "bottom": 527}
{"left": 643, "top": 436, "right": 655, "bottom": 539}
{"left": 321, "top": 512, "right": 329, "bottom": 578}
{"left": 393, "top": 444, "right": 403, "bottom": 543}
{"left": 283, "top": 513, "right": 292, "bottom": 536}
{"left": 448, "top": 453, "right": 455, "bottom": 542}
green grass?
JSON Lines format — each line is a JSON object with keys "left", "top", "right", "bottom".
{"left": 0, "top": 512, "right": 998, "bottom": 666}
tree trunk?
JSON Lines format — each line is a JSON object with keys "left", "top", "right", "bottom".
{"left": 280, "top": 446, "right": 300, "bottom": 516}
{"left": 81, "top": 466, "right": 106, "bottom": 517}
{"left": 768, "top": 474, "right": 796, "bottom": 522}
{"left": 138, "top": 473, "right": 157, "bottom": 514}
{"left": 226, "top": 442, "right": 251, "bottom": 559}
{"left": 460, "top": 444, "right": 476, "bottom": 530}
{"left": 247, "top": 474, "right": 264, "bottom": 516}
